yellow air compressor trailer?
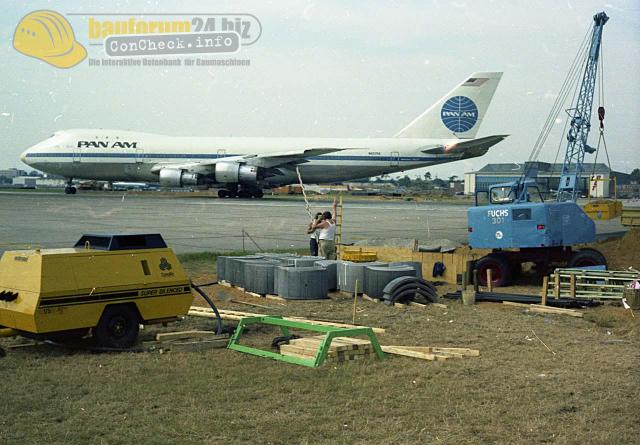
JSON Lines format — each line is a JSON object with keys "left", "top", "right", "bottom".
{"left": 0, "top": 234, "right": 193, "bottom": 348}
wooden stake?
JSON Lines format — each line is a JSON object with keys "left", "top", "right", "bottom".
{"left": 554, "top": 271, "right": 560, "bottom": 300}
{"left": 570, "top": 274, "right": 576, "bottom": 299}
{"left": 352, "top": 279, "right": 359, "bottom": 324}
{"left": 541, "top": 276, "right": 548, "bottom": 306}
{"left": 473, "top": 268, "right": 479, "bottom": 292}
{"left": 487, "top": 269, "right": 493, "bottom": 292}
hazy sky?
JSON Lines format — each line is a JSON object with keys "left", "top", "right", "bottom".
{"left": 1, "top": 0, "right": 639, "bottom": 179}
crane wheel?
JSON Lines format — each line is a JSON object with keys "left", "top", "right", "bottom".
{"left": 93, "top": 305, "right": 140, "bottom": 349}
{"left": 568, "top": 248, "right": 607, "bottom": 268}
{"left": 475, "top": 255, "right": 512, "bottom": 287}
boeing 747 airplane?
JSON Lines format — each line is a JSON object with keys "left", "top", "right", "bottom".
{"left": 21, "top": 72, "right": 506, "bottom": 197}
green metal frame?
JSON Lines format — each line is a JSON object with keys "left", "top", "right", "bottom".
{"left": 227, "top": 316, "right": 385, "bottom": 367}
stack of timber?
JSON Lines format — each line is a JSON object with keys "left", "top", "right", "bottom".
{"left": 548, "top": 268, "right": 640, "bottom": 300}
{"left": 280, "top": 336, "right": 479, "bottom": 363}
{"left": 381, "top": 345, "right": 480, "bottom": 361}
{"left": 280, "top": 336, "right": 374, "bottom": 364}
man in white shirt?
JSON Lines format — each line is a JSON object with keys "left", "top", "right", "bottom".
{"left": 307, "top": 212, "right": 322, "bottom": 256}
{"left": 311, "top": 198, "right": 338, "bottom": 260}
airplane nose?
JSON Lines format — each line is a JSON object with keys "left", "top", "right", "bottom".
{"left": 20, "top": 148, "right": 31, "bottom": 165}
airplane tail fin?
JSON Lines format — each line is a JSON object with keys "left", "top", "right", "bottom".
{"left": 395, "top": 72, "right": 503, "bottom": 139}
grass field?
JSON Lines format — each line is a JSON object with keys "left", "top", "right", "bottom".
{"left": 1, "top": 255, "right": 639, "bottom": 444}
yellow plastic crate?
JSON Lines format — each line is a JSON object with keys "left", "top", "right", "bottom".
{"left": 583, "top": 200, "right": 623, "bottom": 221}
{"left": 340, "top": 248, "right": 378, "bottom": 262}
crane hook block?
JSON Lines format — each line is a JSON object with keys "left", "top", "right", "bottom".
{"left": 598, "top": 106, "right": 605, "bottom": 129}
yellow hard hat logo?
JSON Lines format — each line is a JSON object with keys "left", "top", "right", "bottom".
{"left": 13, "top": 10, "right": 86, "bottom": 69}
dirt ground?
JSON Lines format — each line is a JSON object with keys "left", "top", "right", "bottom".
{"left": 592, "top": 228, "right": 640, "bottom": 270}
{"left": 1, "top": 254, "right": 638, "bottom": 445}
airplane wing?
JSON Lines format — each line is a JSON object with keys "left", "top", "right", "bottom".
{"left": 243, "top": 148, "right": 344, "bottom": 168}
{"left": 421, "top": 134, "right": 509, "bottom": 156}
{"left": 150, "top": 147, "right": 346, "bottom": 173}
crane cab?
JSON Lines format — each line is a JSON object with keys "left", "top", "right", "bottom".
{"left": 468, "top": 181, "right": 596, "bottom": 249}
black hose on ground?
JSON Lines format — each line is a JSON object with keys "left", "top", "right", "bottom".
{"left": 271, "top": 334, "right": 301, "bottom": 349}
{"left": 190, "top": 280, "right": 223, "bottom": 335}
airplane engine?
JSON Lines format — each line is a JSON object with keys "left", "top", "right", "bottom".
{"left": 214, "top": 162, "right": 260, "bottom": 185}
{"left": 158, "top": 169, "right": 202, "bottom": 187}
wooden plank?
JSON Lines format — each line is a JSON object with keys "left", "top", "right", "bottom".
{"left": 432, "top": 347, "right": 480, "bottom": 357}
{"left": 280, "top": 344, "right": 371, "bottom": 362}
{"left": 229, "top": 299, "right": 275, "bottom": 310}
{"left": 570, "top": 274, "right": 576, "bottom": 298}
{"left": 290, "top": 336, "right": 372, "bottom": 352}
{"left": 188, "top": 306, "right": 386, "bottom": 333}
{"left": 244, "top": 292, "right": 265, "bottom": 298}
{"left": 541, "top": 276, "right": 548, "bottom": 306}
{"left": 381, "top": 345, "right": 439, "bottom": 361}
{"left": 502, "top": 301, "right": 532, "bottom": 308}
{"left": 389, "top": 346, "right": 480, "bottom": 357}
{"left": 285, "top": 316, "right": 386, "bottom": 334}
{"left": 361, "top": 294, "right": 379, "bottom": 303}
{"left": 554, "top": 269, "right": 639, "bottom": 278}
{"left": 280, "top": 344, "right": 336, "bottom": 357}
{"left": 551, "top": 282, "right": 627, "bottom": 290}
{"left": 502, "top": 302, "right": 583, "bottom": 317}
{"left": 431, "top": 303, "right": 448, "bottom": 309}
{"left": 266, "top": 295, "right": 287, "bottom": 302}
{"left": 146, "top": 337, "right": 229, "bottom": 352}
{"left": 529, "top": 305, "right": 583, "bottom": 318}
{"left": 155, "top": 330, "right": 220, "bottom": 341}
{"left": 218, "top": 281, "right": 232, "bottom": 287}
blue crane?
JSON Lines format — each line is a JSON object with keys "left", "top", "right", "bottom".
{"left": 557, "top": 12, "right": 609, "bottom": 203}
{"left": 467, "top": 12, "right": 609, "bottom": 287}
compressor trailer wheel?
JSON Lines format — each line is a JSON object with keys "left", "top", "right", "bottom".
{"left": 93, "top": 305, "right": 140, "bottom": 348}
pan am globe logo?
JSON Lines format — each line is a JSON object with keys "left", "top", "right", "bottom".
{"left": 441, "top": 96, "right": 478, "bottom": 133}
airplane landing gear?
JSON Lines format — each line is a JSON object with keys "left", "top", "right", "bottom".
{"left": 64, "top": 179, "right": 77, "bottom": 195}
{"left": 217, "top": 185, "right": 264, "bottom": 199}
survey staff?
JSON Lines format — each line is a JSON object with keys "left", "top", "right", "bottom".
{"left": 311, "top": 198, "right": 338, "bottom": 260}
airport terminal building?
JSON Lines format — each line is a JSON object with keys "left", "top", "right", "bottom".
{"left": 464, "top": 162, "right": 629, "bottom": 198}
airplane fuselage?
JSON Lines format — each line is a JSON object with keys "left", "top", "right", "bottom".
{"left": 22, "top": 129, "right": 473, "bottom": 185}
